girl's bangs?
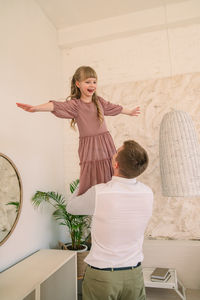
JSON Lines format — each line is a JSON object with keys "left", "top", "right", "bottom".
{"left": 81, "top": 67, "right": 97, "bottom": 80}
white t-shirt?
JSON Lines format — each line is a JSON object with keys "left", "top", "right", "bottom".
{"left": 67, "top": 176, "right": 153, "bottom": 268}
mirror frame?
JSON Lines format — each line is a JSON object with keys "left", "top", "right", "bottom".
{"left": 0, "top": 153, "right": 23, "bottom": 246}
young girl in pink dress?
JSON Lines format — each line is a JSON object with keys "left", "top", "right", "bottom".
{"left": 17, "top": 66, "right": 140, "bottom": 195}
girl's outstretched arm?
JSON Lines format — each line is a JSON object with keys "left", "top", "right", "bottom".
{"left": 16, "top": 102, "right": 54, "bottom": 112}
{"left": 121, "top": 106, "right": 140, "bottom": 116}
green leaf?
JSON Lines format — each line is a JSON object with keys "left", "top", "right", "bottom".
{"left": 70, "top": 179, "right": 79, "bottom": 194}
{"left": 31, "top": 179, "right": 90, "bottom": 250}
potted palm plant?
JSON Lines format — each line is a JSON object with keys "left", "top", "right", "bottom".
{"left": 32, "top": 179, "right": 90, "bottom": 251}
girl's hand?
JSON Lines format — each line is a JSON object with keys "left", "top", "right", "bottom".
{"left": 121, "top": 106, "right": 140, "bottom": 116}
{"left": 129, "top": 106, "right": 140, "bottom": 116}
{"left": 16, "top": 102, "right": 54, "bottom": 112}
{"left": 16, "top": 103, "right": 36, "bottom": 112}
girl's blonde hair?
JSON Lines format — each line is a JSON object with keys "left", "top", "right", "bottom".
{"left": 67, "top": 66, "right": 103, "bottom": 128}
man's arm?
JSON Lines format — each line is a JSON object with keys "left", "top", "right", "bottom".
{"left": 66, "top": 185, "right": 96, "bottom": 215}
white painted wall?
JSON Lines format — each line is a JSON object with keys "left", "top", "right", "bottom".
{"left": 58, "top": 0, "right": 200, "bottom": 49}
{"left": 0, "top": 0, "right": 68, "bottom": 271}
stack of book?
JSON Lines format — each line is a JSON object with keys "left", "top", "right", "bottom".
{"left": 150, "top": 268, "right": 171, "bottom": 282}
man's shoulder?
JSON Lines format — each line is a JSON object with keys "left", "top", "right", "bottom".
{"left": 94, "top": 180, "right": 116, "bottom": 193}
{"left": 95, "top": 179, "right": 153, "bottom": 196}
{"left": 95, "top": 181, "right": 110, "bottom": 190}
{"left": 136, "top": 181, "right": 153, "bottom": 194}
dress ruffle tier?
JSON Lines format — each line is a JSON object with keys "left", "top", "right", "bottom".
{"left": 78, "top": 131, "right": 116, "bottom": 195}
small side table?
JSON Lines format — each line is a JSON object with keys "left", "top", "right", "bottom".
{"left": 143, "top": 267, "right": 186, "bottom": 300}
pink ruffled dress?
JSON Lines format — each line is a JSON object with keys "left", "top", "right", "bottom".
{"left": 51, "top": 97, "right": 123, "bottom": 195}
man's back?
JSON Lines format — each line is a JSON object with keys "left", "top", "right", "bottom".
{"left": 85, "top": 176, "right": 153, "bottom": 268}
{"left": 67, "top": 139, "right": 153, "bottom": 300}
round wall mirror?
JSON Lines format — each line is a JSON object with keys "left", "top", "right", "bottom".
{"left": 0, "top": 153, "right": 22, "bottom": 246}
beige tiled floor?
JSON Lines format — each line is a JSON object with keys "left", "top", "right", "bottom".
{"left": 146, "top": 288, "right": 200, "bottom": 300}
{"left": 78, "top": 288, "right": 200, "bottom": 299}
{"left": 78, "top": 279, "right": 200, "bottom": 299}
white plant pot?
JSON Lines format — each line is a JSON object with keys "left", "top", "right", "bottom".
{"left": 66, "top": 243, "right": 88, "bottom": 253}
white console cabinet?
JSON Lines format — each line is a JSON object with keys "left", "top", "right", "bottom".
{"left": 0, "top": 249, "right": 77, "bottom": 300}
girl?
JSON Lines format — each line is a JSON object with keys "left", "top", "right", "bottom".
{"left": 17, "top": 66, "right": 140, "bottom": 195}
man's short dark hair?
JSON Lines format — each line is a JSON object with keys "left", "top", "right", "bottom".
{"left": 116, "top": 140, "right": 149, "bottom": 178}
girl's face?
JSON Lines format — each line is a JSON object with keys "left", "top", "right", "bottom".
{"left": 76, "top": 77, "right": 97, "bottom": 98}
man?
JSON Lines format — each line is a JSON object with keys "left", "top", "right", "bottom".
{"left": 67, "top": 140, "right": 153, "bottom": 300}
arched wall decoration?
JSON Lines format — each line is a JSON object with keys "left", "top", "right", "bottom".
{"left": 0, "top": 153, "right": 23, "bottom": 246}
